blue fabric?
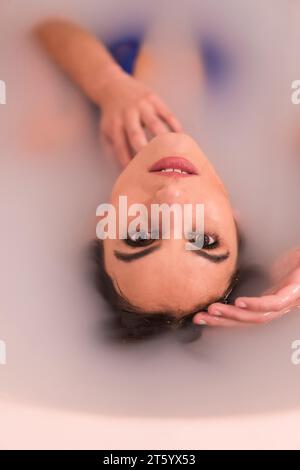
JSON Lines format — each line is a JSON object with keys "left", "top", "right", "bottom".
{"left": 106, "top": 32, "right": 233, "bottom": 89}
{"left": 106, "top": 34, "right": 143, "bottom": 75}
{"left": 200, "top": 36, "right": 233, "bottom": 88}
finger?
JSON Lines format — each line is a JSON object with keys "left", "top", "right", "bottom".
{"left": 139, "top": 102, "right": 169, "bottom": 136}
{"left": 207, "top": 303, "right": 278, "bottom": 324}
{"left": 112, "top": 125, "right": 132, "bottom": 167}
{"left": 235, "top": 283, "right": 300, "bottom": 312}
{"left": 148, "top": 94, "right": 183, "bottom": 132}
{"left": 124, "top": 108, "right": 148, "bottom": 153}
{"left": 101, "top": 136, "right": 114, "bottom": 159}
{"left": 99, "top": 122, "right": 113, "bottom": 149}
{"left": 193, "top": 312, "right": 246, "bottom": 327}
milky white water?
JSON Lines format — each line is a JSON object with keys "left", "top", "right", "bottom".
{"left": 0, "top": 0, "right": 300, "bottom": 419}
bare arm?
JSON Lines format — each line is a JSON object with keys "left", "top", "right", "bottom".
{"left": 34, "top": 18, "right": 123, "bottom": 105}
{"left": 34, "top": 18, "right": 182, "bottom": 166}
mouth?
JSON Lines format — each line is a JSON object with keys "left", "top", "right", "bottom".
{"left": 149, "top": 156, "right": 198, "bottom": 177}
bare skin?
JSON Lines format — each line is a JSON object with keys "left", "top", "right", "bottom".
{"left": 104, "top": 131, "right": 239, "bottom": 316}
{"left": 193, "top": 247, "right": 300, "bottom": 327}
{"left": 35, "top": 19, "right": 300, "bottom": 326}
{"left": 35, "top": 19, "right": 182, "bottom": 166}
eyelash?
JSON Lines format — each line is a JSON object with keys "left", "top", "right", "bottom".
{"left": 125, "top": 230, "right": 156, "bottom": 247}
{"left": 190, "top": 233, "right": 220, "bottom": 250}
{"left": 125, "top": 231, "right": 220, "bottom": 250}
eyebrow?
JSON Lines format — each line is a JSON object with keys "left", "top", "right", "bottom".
{"left": 114, "top": 245, "right": 230, "bottom": 264}
{"left": 114, "top": 245, "right": 161, "bottom": 262}
{"left": 192, "top": 250, "right": 230, "bottom": 263}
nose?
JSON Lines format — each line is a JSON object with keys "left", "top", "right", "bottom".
{"left": 152, "top": 184, "right": 189, "bottom": 205}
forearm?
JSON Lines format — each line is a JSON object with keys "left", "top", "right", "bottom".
{"left": 34, "top": 19, "right": 124, "bottom": 105}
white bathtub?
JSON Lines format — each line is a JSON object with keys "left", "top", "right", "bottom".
{"left": 1, "top": 0, "right": 300, "bottom": 450}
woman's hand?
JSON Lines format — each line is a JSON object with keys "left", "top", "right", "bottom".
{"left": 193, "top": 247, "right": 300, "bottom": 327}
{"left": 98, "top": 69, "right": 183, "bottom": 167}
{"left": 34, "top": 19, "right": 182, "bottom": 165}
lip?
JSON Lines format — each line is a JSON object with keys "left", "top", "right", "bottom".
{"left": 149, "top": 156, "right": 198, "bottom": 177}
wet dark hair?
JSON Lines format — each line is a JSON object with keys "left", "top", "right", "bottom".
{"left": 89, "top": 238, "right": 254, "bottom": 343}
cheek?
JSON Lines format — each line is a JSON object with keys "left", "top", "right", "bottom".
{"left": 110, "top": 173, "right": 150, "bottom": 205}
{"left": 185, "top": 179, "right": 223, "bottom": 205}
{"left": 111, "top": 184, "right": 151, "bottom": 209}
{"left": 203, "top": 194, "right": 234, "bottom": 224}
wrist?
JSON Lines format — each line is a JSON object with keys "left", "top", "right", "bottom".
{"left": 95, "top": 63, "right": 126, "bottom": 105}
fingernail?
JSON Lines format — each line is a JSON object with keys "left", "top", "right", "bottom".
{"left": 196, "top": 319, "right": 207, "bottom": 325}
{"left": 236, "top": 301, "right": 247, "bottom": 308}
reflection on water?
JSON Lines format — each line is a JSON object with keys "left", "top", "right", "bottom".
{"left": 0, "top": 0, "right": 300, "bottom": 418}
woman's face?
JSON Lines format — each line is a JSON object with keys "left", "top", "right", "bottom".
{"left": 103, "top": 132, "right": 238, "bottom": 317}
